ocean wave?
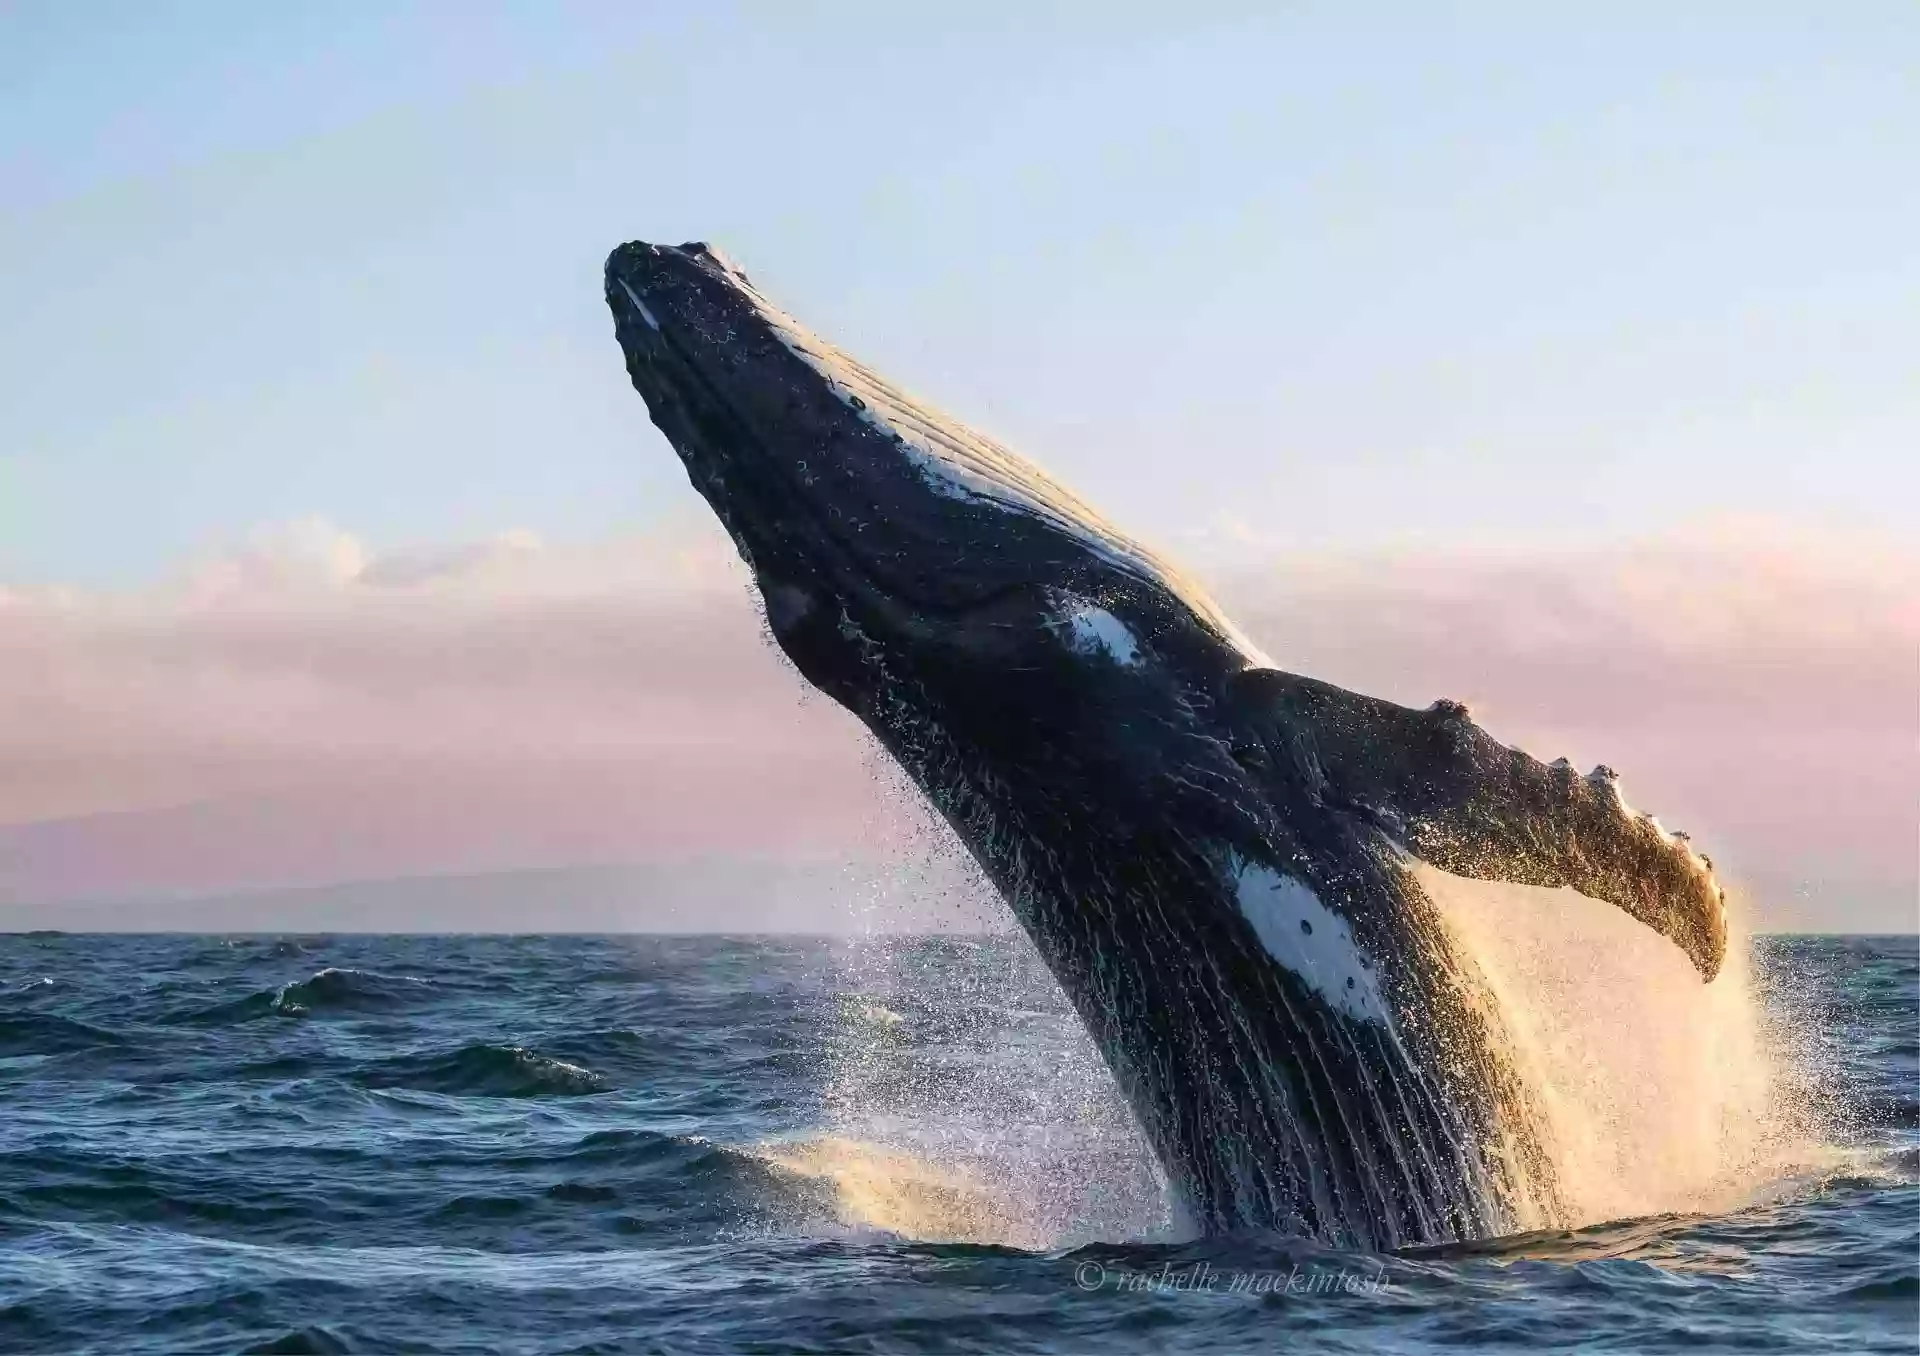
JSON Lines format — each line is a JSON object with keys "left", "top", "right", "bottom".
{"left": 184, "top": 938, "right": 318, "bottom": 968}
{"left": 0, "top": 1013, "right": 123, "bottom": 1056}
{"left": 563, "top": 1127, "right": 712, "bottom": 1163}
{"left": 0, "top": 932, "right": 1909, "bottom": 1356}
{"left": 276, "top": 968, "right": 435, "bottom": 1015}
{"left": 1834, "top": 1272, "right": 1920, "bottom": 1304}
{"left": 168, "top": 968, "right": 437, "bottom": 1025}
{"left": 355, "top": 1044, "right": 606, "bottom": 1098}
{"left": 165, "top": 990, "right": 291, "bottom": 1026}
{"left": 241, "top": 1326, "right": 352, "bottom": 1355}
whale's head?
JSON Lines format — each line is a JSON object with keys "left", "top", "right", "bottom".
{"left": 605, "top": 240, "right": 1268, "bottom": 811}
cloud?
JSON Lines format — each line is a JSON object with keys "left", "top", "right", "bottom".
{"left": 0, "top": 519, "right": 888, "bottom": 900}
{"left": 180, "top": 515, "right": 372, "bottom": 599}
{"left": 354, "top": 529, "right": 543, "bottom": 588}
{"left": 1, "top": 518, "right": 1911, "bottom": 927}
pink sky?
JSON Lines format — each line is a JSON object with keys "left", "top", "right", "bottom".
{"left": 1, "top": 517, "right": 1911, "bottom": 931}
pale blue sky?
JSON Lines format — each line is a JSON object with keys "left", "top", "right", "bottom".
{"left": 3, "top": 1, "right": 1914, "bottom": 586}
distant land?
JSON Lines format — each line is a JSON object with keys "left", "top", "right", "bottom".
{"left": 0, "top": 857, "right": 1005, "bottom": 935}
{"left": 0, "top": 853, "right": 1902, "bottom": 937}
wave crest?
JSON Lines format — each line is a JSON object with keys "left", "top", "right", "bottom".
{"left": 357, "top": 1043, "right": 607, "bottom": 1098}
{"left": 0, "top": 1013, "right": 123, "bottom": 1056}
{"left": 169, "top": 968, "right": 438, "bottom": 1025}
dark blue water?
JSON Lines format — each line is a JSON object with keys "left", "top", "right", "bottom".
{"left": 0, "top": 932, "right": 1912, "bottom": 1354}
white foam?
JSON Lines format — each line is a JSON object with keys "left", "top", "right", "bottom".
{"left": 1230, "top": 858, "right": 1388, "bottom": 1024}
{"left": 687, "top": 252, "right": 1272, "bottom": 667}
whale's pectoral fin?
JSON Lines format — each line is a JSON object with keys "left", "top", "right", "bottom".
{"left": 1223, "top": 667, "right": 1728, "bottom": 979}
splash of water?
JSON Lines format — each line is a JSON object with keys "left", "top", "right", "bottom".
{"left": 1417, "top": 862, "right": 1832, "bottom": 1230}
{"left": 782, "top": 841, "right": 1833, "bottom": 1250}
{"left": 754, "top": 1134, "right": 1042, "bottom": 1248}
{"left": 799, "top": 925, "right": 1172, "bottom": 1250}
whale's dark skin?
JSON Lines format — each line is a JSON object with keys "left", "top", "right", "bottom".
{"left": 603, "top": 239, "right": 1729, "bottom": 1247}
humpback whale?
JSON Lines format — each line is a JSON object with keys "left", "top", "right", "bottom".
{"left": 604, "top": 240, "right": 1728, "bottom": 1248}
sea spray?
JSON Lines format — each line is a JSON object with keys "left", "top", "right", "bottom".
{"left": 798, "top": 923, "right": 1171, "bottom": 1248}
{"left": 803, "top": 824, "right": 1835, "bottom": 1246}
{"left": 754, "top": 1133, "right": 1039, "bottom": 1248}
{"left": 1420, "top": 864, "right": 1829, "bottom": 1229}
{"left": 762, "top": 782, "right": 1172, "bottom": 1248}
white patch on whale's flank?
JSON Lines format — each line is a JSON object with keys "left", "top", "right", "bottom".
{"left": 1231, "top": 858, "right": 1388, "bottom": 1025}
{"left": 617, "top": 280, "right": 661, "bottom": 332}
{"left": 686, "top": 251, "right": 1272, "bottom": 668}
{"left": 1068, "top": 607, "right": 1140, "bottom": 667}
{"left": 1050, "top": 599, "right": 1141, "bottom": 666}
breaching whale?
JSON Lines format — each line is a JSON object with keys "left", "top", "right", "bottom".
{"left": 604, "top": 240, "right": 1728, "bottom": 1248}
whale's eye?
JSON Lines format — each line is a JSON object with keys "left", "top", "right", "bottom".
{"left": 1300, "top": 919, "right": 1313, "bottom": 936}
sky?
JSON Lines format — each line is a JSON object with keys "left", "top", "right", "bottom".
{"left": 1, "top": 2, "right": 1914, "bottom": 931}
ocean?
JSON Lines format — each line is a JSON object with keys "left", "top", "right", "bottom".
{"left": 0, "top": 930, "right": 1912, "bottom": 1354}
